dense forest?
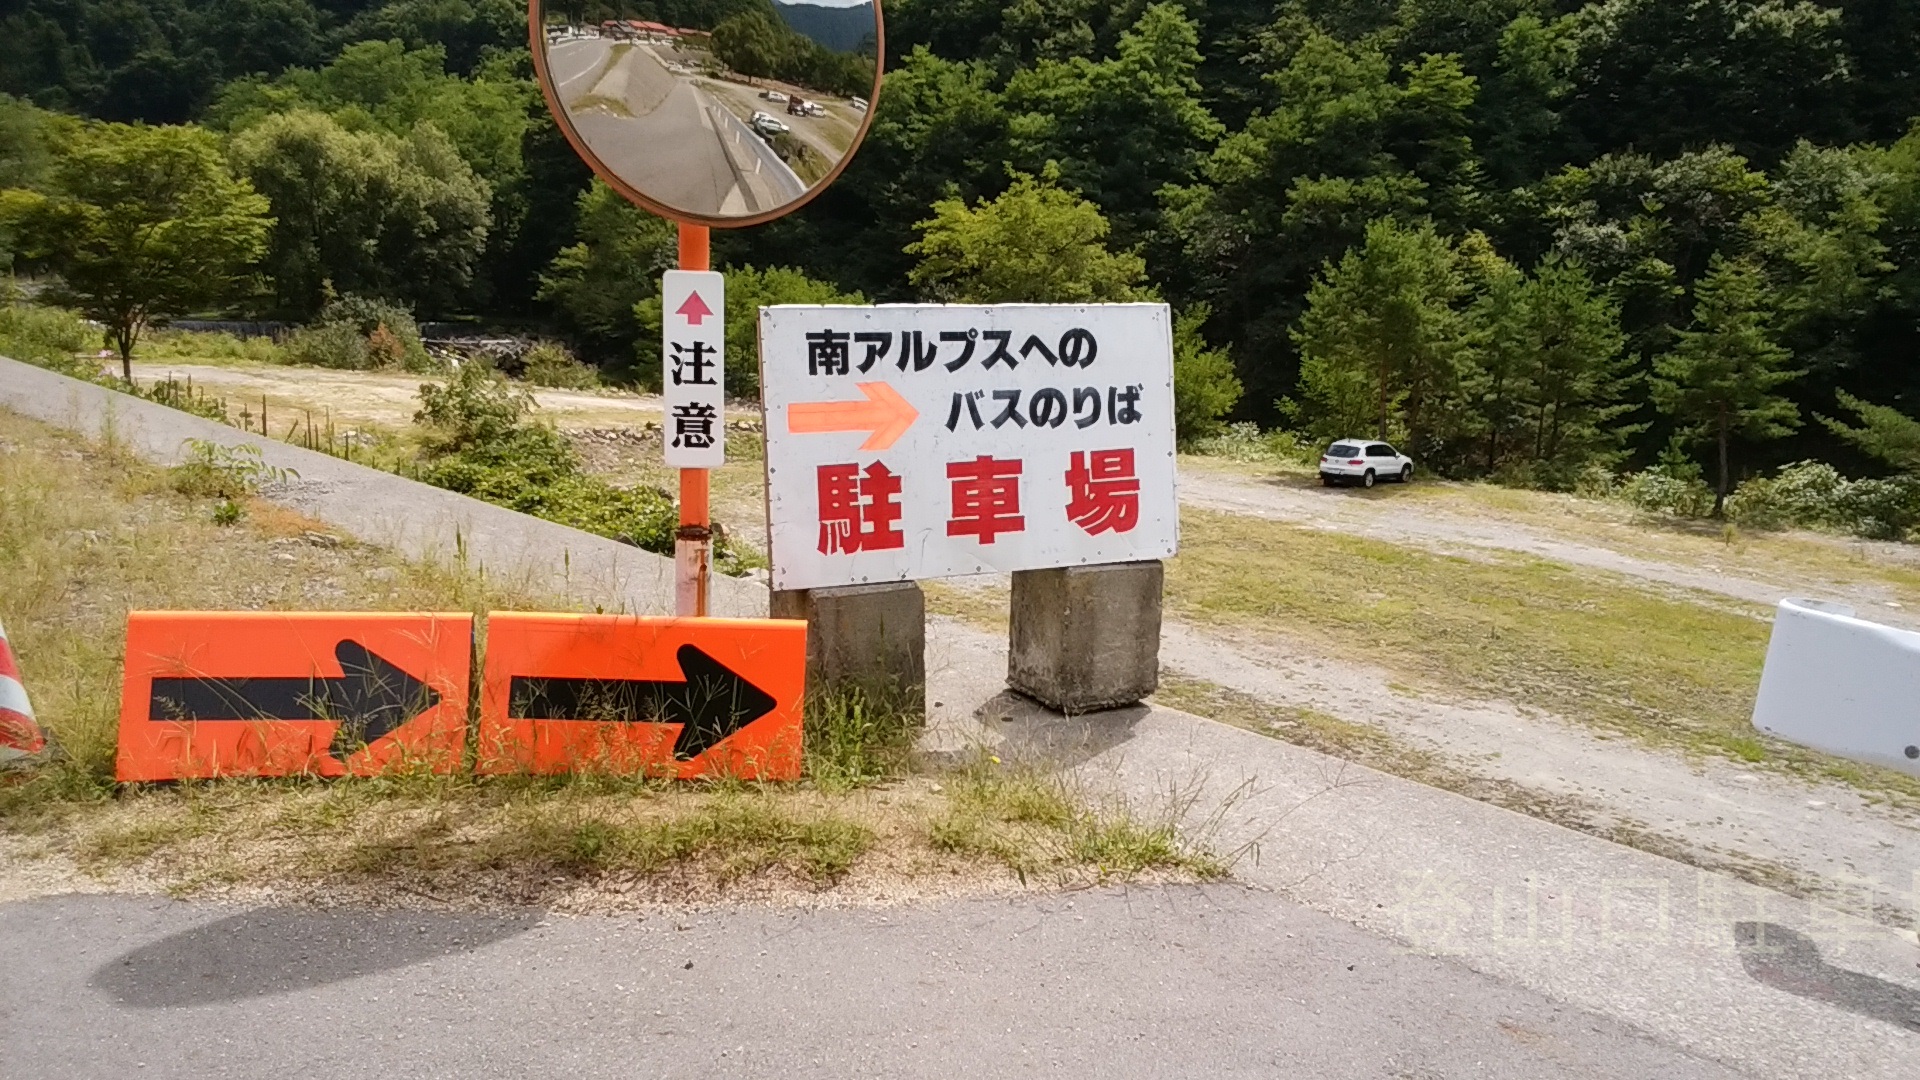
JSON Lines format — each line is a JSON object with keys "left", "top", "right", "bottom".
{"left": 9, "top": 0, "right": 1920, "bottom": 517}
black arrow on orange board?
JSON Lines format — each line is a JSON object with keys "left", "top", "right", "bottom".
{"left": 147, "top": 640, "right": 440, "bottom": 758}
{"left": 506, "top": 644, "right": 776, "bottom": 760}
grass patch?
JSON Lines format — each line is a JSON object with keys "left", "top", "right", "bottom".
{"left": 0, "top": 408, "right": 1216, "bottom": 902}
{"left": 929, "top": 760, "right": 1224, "bottom": 886}
{"left": 1165, "top": 509, "right": 1920, "bottom": 801}
{"left": 804, "top": 684, "right": 922, "bottom": 790}
{"left": 921, "top": 580, "right": 1010, "bottom": 632}
{"left": 768, "top": 131, "right": 830, "bottom": 184}
{"left": 568, "top": 92, "right": 633, "bottom": 118}
{"left": 318, "top": 783, "right": 875, "bottom": 886}
{"left": 137, "top": 328, "right": 288, "bottom": 367}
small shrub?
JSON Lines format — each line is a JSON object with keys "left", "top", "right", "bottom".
{"left": 168, "top": 440, "right": 294, "bottom": 499}
{"left": 1617, "top": 470, "right": 1716, "bottom": 517}
{"left": 1725, "top": 462, "right": 1848, "bottom": 531}
{"left": 211, "top": 499, "right": 245, "bottom": 525}
{"left": 1836, "top": 475, "right": 1920, "bottom": 541}
{"left": 1616, "top": 443, "right": 1714, "bottom": 518}
{"left": 414, "top": 360, "right": 536, "bottom": 451}
{"left": 366, "top": 324, "right": 409, "bottom": 368}
{"left": 283, "top": 319, "right": 373, "bottom": 369}
{"left": 283, "top": 294, "right": 438, "bottom": 372}
{"left": 520, "top": 340, "right": 599, "bottom": 389}
{"left": 1506, "top": 455, "right": 1611, "bottom": 494}
{"left": 0, "top": 302, "right": 98, "bottom": 376}
{"left": 139, "top": 329, "right": 286, "bottom": 366}
{"left": 1189, "top": 421, "right": 1313, "bottom": 463}
{"left": 422, "top": 439, "right": 681, "bottom": 553}
{"left": 1572, "top": 463, "right": 1618, "bottom": 499}
{"left": 410, "top": 367, "right": 753, "bottom": 569}
{"left": 1172, "top": 304, "right": 1241, "bottom": 444}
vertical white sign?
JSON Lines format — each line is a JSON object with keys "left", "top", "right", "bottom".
{"left": 662, "top": 270, "right": 725, "bottom": 468}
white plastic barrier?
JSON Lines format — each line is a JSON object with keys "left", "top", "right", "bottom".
{"left": 1752, "top": 598, "right": 1920, "bottom": 777}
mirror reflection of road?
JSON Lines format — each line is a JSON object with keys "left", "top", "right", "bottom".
{"left": 548, "top": 36, "right": 806, "bottom": 217}
{"left": 698, "top": 78, "right": 861, "bottom": 180}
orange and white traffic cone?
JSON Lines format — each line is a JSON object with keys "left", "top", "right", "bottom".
{"left": 0, "top": 618, "right": 48, "bottom": 764}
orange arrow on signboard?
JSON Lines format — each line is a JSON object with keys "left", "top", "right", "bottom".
{"left": 787, "top": 382, "right": 919, "bottom": 451}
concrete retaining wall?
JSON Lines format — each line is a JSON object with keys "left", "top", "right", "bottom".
{"left": 0, "top": 356, "right": 767, "bottom": 619}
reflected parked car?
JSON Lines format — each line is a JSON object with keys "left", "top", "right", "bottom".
{"left": 750, "top": 111, "right": 790, "bottom": 137}
{"left": 1319, "top": 439, "right": 1414, "bottom": 488}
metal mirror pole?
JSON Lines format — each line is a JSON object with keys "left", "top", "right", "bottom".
{"left": 675, "top": 222, "right": 713, "bottom": 618}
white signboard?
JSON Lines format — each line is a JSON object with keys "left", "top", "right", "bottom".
{"left": 662, "top": 270, "right": 724, "bottom": 468}
{"left": 759, "top": 303, "right": 1178, "bottom": 591}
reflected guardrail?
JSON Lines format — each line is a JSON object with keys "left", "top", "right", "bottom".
{"left": 707, "top": 102, "right": 807, "bottom": 208}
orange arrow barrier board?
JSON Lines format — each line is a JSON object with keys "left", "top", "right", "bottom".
{"left": 476, "top": 613, "right": 806, "bottom": 779}
{"left": 117, "top": 612, "right": 472, "bottom": 781}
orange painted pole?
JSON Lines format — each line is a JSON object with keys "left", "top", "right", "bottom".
{"left": 676, "top": 222, "right": 712, "bottom": 617}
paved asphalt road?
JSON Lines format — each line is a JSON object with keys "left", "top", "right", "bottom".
{"left": 0, "top": 886, "right": 1749, "bottom": 1079}
{"left": 548, "top": 38, "right": 799, "bottom": 216}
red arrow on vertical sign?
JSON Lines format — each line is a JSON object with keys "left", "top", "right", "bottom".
{"left": 676, "top": 291, "right": 714, "bottom": 326}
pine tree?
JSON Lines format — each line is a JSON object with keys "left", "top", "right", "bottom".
{"left": 1651, "top": 255, "right": 1802, "bottom": 514}
{"left": 1518, "top": 260, "right": 1639, "bottom": 484}
{"left": 1294, "top": 218, "right": 1470, "bottom": 453}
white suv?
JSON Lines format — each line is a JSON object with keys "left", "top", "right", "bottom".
{"left": 1320, "top": 439, "right": 1413, "bottom": 488}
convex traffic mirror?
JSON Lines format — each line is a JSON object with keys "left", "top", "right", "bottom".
{"left": 531, "top": 1, "right": 884, "bottom": 225}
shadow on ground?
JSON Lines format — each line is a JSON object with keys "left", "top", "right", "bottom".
{"left": 91, "top": 907, "right": 541, "bottom": 1007}
{"left": 975, "top": 690, "right": 1148, "bottom": 769}
{"left": 1735, "top": 921, "right": 1920, "bottom": 1033}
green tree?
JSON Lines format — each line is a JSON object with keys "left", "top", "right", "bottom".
{"left": 1821, "top": 390, "right": 1920, "bottom": 473}
{"left": 1469, "top": 258, "right": 1636, "bottom": 482}
{"left": 210, "top": 41, "right": 536, "bottom": 311}
{"left": 21, "top": 122, "right": 271, "bottom": 378}
{"left": 1652, "top": 255, "right": 1803, "bottom": 513}
{"left": 636, "top": 265, "right": 866, "bottom": 396}
{"left": 906, "top": 168, "right": 1147, "bottom": 302}
{"left": 1542, "top": 145, "right": 1773, "bottom": 367}
{"left": 813, "top": 47, "right": 1011, "bottom": 293}
{"left": 1462, "top": 259, "right": 1532, "bottom": 472}
{"left": 1163, "top": 30, "right": 1485, "bottom": 413}
{"left": 231, "top": 109, "right": 491, "bottom": 317}
{"left": 710, "top": 12, "right": 790, "bottom": 82}
{"left": 344, "top": 0, "right": 522, "bottom": 75}
{"left": 1563, "top": 0, "right": 1853, "bottom": 163}
{"left": 0, "top": 94, "right": 68, "bottom": 191}
{"left": 538, "top": 179, "right": 678, "bottom": 367}
{"left": 1172, "top": 302, "right": 1242, "bottom": 442}
{"left": 1292, "top": 219, "right": 1472, "bottom": 455}
{"left": 1003, "top": 3, "right": 1224, "bottom": 247}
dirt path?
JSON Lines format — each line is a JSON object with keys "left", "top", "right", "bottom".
{"left": 1156, "top": 620, "right": 1920, "bottom": 924}
{"left": 1178, "top": 459, "right": 1920, "bottom": 630}
{"left": 128, "top": 362, "right": 667, "bottom": 432}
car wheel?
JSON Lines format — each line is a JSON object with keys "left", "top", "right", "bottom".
{"left": 1400, "top": 465, "right": 1412, "bottom": 483}
{"left": 1362, "top": 469, "right": 1376, "bottom": 489}
{"left": 1321, "top": 475, "right": 1334, "bottom": 487}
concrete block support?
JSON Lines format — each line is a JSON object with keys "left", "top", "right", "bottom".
{"left": 770, "top": 582, "right": 926, "bottom": 705}
{"left": 1007, "top": 561, "right": 1163, "bottom": 713}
